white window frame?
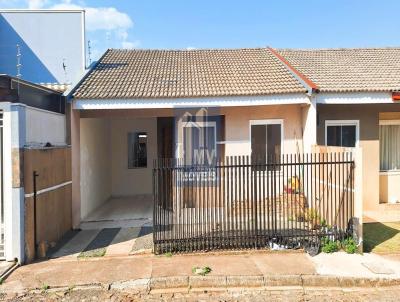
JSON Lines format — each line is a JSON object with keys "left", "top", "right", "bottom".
{"left": 379, "top": 119, "right": 400, "bottom": 173}
{"left": 249, "top": 119, "right": 284, "bottom": 155}
{"left": 325, "top": 120, "right": 360, "bottom": 148}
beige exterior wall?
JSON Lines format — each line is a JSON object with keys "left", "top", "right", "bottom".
{"left": 80, "top": 118, "right": 112, "bottom": 220}
{"left": 380, "top": 173, "right": 400, "bottom": 204}
{"left": 77, "top": 104, "right": 305, "bottom": 210}
{"left": 317, "top": 103, "right": 400, "bottom": 212}
{"left": 110, "top": 117, "right": 158, "bottom": 196}
{"left": 221, "top": 104, "right": 304, "bottom": 156}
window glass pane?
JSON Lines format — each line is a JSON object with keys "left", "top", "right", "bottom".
{"left": 327, "top": 124, "right": 356, "bottom": 147}
{"left": 327, "top": 126, "right": 341, "bottom": 146}
{"left": 380, "top": 125, "right": 400, "bottom": 171}
{"left": 251, "top": 123, "right": 282, "bottom": 171}
{"left": 251, "top": 124, "right": 266, "bottom": 170}
{"left": 341, "top": 125, "right": 356, "bottom": 147}
{"left": 267, "top": 124, "right": 281, "bottom": 171}
{"left": 251, "top": 124, "right": 266, "bottom": 160}
{"left": 128, "top": 132, "right": 147, "bottom": 168}
{"left": 267, "top": 124, "right": 281, "bottom": 159}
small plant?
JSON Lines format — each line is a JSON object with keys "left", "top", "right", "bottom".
{"left": 164, "top": 252, "right": 173, "bottom": 257}
{"left": 192, "top": 266, "right": 212, "bottom": 276}
{"left": 341, "top": 237, "right": 358, "bottom": 254}
{"left": 41, "top": 283, "right": 50, "bottom": 292}
{"left": 321, "top": 237, "right": 340, "bottom": 253}
{"left": 0, "top": 278, "right": 3, "bottom": 285}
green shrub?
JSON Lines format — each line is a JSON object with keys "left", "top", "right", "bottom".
{"left": 321, "top": 237, "right": 340, "bottom": 253}
{"left": 341, "top": 237, "right": 358, "bottom": 254}
{"left": 192, "top": 266, "right": 212, "bottom": 276}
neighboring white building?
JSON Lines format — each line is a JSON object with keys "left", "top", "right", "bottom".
{"left": 0, "top": 75, "right": 69, "bottom": 264}
{"left": 0, "top": 9, "right": 86, "bottom": 86}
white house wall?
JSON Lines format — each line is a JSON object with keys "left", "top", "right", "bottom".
{"left": 80, "top": 118, "right": 112, "bottom": 220}
{"left": 25, "top": 106, "right": 66, "bottom": 146}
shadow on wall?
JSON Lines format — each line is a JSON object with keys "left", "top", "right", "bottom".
{"left": 363, "top": 222, "right": 400, "bottom": 253}
{"left": 0, "top": 15, "right": 58, "bottom": 83}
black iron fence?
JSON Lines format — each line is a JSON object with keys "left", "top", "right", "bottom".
{"left": 153, "top": 152, "right": 354, "bottom": 254}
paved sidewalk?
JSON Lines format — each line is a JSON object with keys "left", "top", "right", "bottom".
{"left": 1, "top": 251, "right": 400, "bottom": 296}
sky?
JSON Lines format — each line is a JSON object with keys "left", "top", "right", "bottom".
{"left": 1, "top": 0, "right": 400, "bottom": 61}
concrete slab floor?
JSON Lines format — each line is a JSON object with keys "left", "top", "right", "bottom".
{"left": 84, "top": 196, "right": 153, "bottom": 222}
{"left": 81, "top": 196, "right": 153, "bottom": 230}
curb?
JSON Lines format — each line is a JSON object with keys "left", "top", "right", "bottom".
{"left": 148, "top": 275, "right": 400, "bottom": 291}
{"left": 7, "top": 275, "right": 400, "bottom": 296}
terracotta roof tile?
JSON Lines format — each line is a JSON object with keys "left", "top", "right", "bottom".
{"left": 73, "top": 48, "right": 306, "bottom": 99}
{"left": 277, "top": 48, "right": 400, "bottom": 92}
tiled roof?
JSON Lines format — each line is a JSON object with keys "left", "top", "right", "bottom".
{"left": 40, "top": 83, "right": 70, "bottom": 93}
{"left": 277, "top": 48, "right": 400, "bottom": 93}
{"left": 72, "top": 48, "right": 306, "bottom": 99}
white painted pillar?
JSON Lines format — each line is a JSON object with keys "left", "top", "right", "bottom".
{"left": 301, "top": 96, "right": 317, "bottom": 153}
{"left": 2, "top": 103, "right": 25, "bottom": 263}
{"left": 71, "top": 104, "right": 81, "bottom": 228}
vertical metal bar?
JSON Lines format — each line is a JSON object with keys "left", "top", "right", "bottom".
{"left": 255, "top": 155, "right": 258, "bottom": 247}
{"left": 33, "top": 170, "right": 39, "bottom": 256}
{"left": 318, "top": 152, "right": 321, "bottom": 240}
{"left": 218, "top": 158, "right": 224, "bottom": 248}
{"left": 152, "top": 159, "right": 156, "bottom": 252}
{"left": 242, "top": 155, "right": 246, "bottom": 247}
{"left": 262, "top": 156, "right": 265, "bottom": 246}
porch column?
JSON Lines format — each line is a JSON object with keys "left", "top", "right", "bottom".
{"left": 4, "top": 103, "right": 25, "bottom": 263}
{"left": 302, "top": 96, "right": 317, "bottom": 153}
{"left": 71, "top": 105, "right": 81, "bottom": 228}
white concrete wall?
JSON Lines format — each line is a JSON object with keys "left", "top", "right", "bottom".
{"left": 110, "top": 117, "right": 157, "bottom": 197}
{"left": 25, "top": 107, "right": 66, "bottom": 146}
{"left": 0, "top": 10, "right": 85, "bottom": 84}
{"left": 80, "top": 118, "right": 111, "bottom": 220}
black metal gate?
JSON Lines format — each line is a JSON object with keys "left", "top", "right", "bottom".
{"left": 153, "top": 152, "right": 354, "bottom": 254}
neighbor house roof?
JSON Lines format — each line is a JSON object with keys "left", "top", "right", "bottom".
{"left": 277, "top": 48, "right": 400, "bottom": 93}
{"left": 72, "top": 48, "right": 307, "bottom": 99}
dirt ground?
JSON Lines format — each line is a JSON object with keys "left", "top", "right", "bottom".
{"left": 3, "top": 286, "right": 400, "bottom": 302}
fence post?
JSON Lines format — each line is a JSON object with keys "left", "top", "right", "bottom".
{"left": 33, "top": 170, "right": 39, "bottom": 257}
{"left": 353, "top": 148, "right": 363, "bottom": 252}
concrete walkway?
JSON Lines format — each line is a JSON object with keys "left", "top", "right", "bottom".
{"left": 48, "top": 227, "right": 153, "bottom": 259}
{"left": 2, "top": 251, "right": 400, "bottom": 295}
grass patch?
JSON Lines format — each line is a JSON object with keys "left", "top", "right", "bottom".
{"left": 164, "top": 252, "right": 173, "bottom": 257}
{"left": 41, "top": 283, "right": 50, "bottom": 293}
{"left": 364, "top": 222, "right": 400, "bottom": 253}
{"left": 192, "top": 266, "right": 212, "bottom": 276}
{"left": 78, "top": 248, "right": 106, "bottom": 258}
